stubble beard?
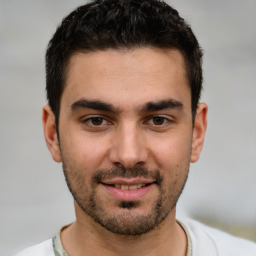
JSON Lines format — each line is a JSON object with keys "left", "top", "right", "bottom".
{"left": 62, "top": 163, "right": 189, "bottom": 236}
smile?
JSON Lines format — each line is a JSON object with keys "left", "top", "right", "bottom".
{"left": 105, "top": 183, "right": 148, "bottom": 190}
{"left": 100, "top": 179, "right": 156, "bottom": 201}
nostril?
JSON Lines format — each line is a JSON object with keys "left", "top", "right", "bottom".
{"left": 109, "top": 141, "right": 148, "bottom": 169}
{"left": 115, "top": 162, "right": 146, "bottom": 170}
{"left": 113, "top": 162, "right": 125, "bottom": 169}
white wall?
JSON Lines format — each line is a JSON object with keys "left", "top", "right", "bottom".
{"left": 1, "top": 0, "right": 255, "bottom": 255}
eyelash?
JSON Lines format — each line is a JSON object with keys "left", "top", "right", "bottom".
{"left": 81, "top": 116, "right": 110, "bottom": 126}
{"left": 80, "top": 115, "right": 173, "bottom": 130}
{"left": 145, "top": 116, "right": 170, "bottom": 126}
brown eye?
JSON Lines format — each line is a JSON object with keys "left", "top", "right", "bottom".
{"left": 152, "top": 116, "right": 165, "bottom": 125}
{"left": 91, "top": 117, "right": 104, "bottom": 125}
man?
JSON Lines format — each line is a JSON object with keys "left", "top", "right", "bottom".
{"left": 17, "top": 0, "right": 256, "bottom": 255}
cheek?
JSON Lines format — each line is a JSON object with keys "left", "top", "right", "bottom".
{"left": 60, "top": 130, "right": 110, "bottom": 170}
{"left": 148, "top": 130, "right": 192, "bottom": 170}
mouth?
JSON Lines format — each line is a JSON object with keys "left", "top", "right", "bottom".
{"left": 102, "top": 183, "right": 153, "bottom": 190}
{"left": 100, "top": 179, "right": 156, "bottom": 201}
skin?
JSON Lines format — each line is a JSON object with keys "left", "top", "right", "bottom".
{"left": 43, "top": 47, "right": 207, "bottom": 256}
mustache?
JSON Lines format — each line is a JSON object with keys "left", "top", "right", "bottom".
{"left": 92, "top": 166, "right": 163, "bottom": 185}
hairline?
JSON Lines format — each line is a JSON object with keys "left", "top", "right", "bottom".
{"left": 63, "top": 46, "right": 192, "bottom": 105}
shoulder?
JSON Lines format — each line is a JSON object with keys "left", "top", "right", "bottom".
{"left": 14, "top": 239, "right": 54, "bottom": 256}
{"left": 180, "top": 218, "right": 256, "bottom": 256}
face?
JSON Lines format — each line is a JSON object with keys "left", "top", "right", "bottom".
{"left": 43, "top": 48, "right": 207, "bottom": 236}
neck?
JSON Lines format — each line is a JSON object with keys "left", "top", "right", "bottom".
{"left": 61, "top": 203, "right": 187, "bottom": 256}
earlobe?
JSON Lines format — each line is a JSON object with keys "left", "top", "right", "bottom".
{"left": 190, "top": 103, "right": 208, "bottom": 163}
{"left": 42, "top": 104, "right": 62, "bottom": 163}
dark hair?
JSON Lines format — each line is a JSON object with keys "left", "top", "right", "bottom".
{"left": 46, "top": 0, "right": 203, "bottom": 128}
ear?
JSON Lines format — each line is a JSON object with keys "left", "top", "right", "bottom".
{"left": 42, "top": 104, "right": 62, "bottom": 162}
{"left": 190, "top": 103, "right": 208, "bottom": 163}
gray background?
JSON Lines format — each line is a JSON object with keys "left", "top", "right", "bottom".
{"left": 1, "top": 0, "right": 256, "bottom": 255}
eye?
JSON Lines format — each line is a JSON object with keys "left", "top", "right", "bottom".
{"left": 144, "top": 115, "right": 174, "bottom": 130}
{"left": 81, "top": 116, "right": 110, "bottom": 128}
{"left": 151, "top": 116, "right": 166, "bottom": 125}
{"left": 146, "top": 116, "right": 169, "bottom": 126}
{"left": 90, "top": 117, "right": 104, "bottom": 126}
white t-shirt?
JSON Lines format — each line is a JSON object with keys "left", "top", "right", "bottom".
{"left": 15, "top": 218, "right": 256, "bottom": 256}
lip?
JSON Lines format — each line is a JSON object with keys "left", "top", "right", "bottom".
{"left": 100, "top": 178, "right": 156, "bottom": 201}
{"left": 101, "top": 177, "right": 155, "bottom": 186}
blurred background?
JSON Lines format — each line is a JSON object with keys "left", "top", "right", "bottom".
{"left": 1, "top": 0, "right": 255, "bottom": 255}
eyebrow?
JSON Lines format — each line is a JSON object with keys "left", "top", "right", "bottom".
{"left": 139, "top": 98, "right": 183, "bottom": 113}
{"left": 71, "top": 98, "right": 183, "bottom": 114}
{"left": 71, "top": 99, "right": 119, "bottom": 113}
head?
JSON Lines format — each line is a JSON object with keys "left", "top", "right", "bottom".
{"left": 43, "top": 0, "right": 207, "bottom": 236}
{"left": 46, "top": 0, "right": 203, "bottom": 131}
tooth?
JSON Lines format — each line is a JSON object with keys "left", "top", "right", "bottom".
{"left": 121, "top": 185, "right": 128, "bottom": 190}
{"left": 115, "top": 184, "right": 146, "bottom": 190}
{"left": 129, "top": 185, "right": 138, "bottom": 190}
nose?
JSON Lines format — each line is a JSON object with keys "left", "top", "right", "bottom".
{"left": 109, "top": 122, "right": 148, "bottom": 169}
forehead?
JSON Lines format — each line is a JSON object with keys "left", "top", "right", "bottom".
{"left": 62, "top": 47, "right": 190, "bottom": 110}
